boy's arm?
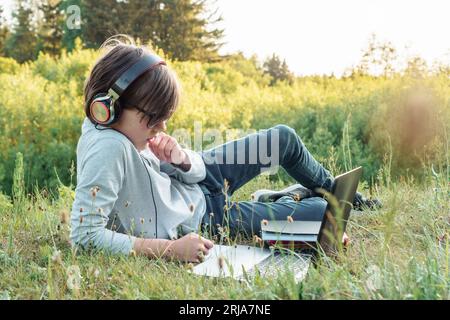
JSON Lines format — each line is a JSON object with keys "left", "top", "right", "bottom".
{"left": 159, "top": 148, "right": 206, "bottom": 184}
{"left": 71, "top": 138, "right": 136, "bottom": 255}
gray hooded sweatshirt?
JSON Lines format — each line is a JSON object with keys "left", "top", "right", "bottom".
{"left": 70, "top": 118, "right": 207, "bottom": 255}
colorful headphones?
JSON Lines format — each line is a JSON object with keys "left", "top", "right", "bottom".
{"left": 89, "top": 53, "right": 166, "bottom": 125}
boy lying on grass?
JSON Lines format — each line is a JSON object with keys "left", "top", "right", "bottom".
{"left": 71, "top": 37, "right": 379, "bottom": 263}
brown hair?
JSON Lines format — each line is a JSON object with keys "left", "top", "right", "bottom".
{"left": 84, "top": 35, "right": 181, "bottom": 128}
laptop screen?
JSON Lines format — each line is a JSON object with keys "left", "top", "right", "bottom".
{"left": 317, "top": 167, "right": 362, "bottom": 256}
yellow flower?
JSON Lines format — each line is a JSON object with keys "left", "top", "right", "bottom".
{"left": 60, "top": 209, "right": 69, "bottom": 224}
{"left": 66, "top": 265, "right": 82, "bottom": 291}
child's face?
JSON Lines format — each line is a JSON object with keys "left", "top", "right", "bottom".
{"left": 114, "top": 108, "right": 168, "bottom": 151}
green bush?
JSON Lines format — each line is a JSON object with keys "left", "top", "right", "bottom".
{"left": 0, "top": 47, "right": 448, "bottom": 196}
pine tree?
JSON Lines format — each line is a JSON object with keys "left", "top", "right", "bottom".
{"left": 263, "top": 53, "right": 294, "bottom": 86}
{"left": 154, "top": 0, "right": 225, "bottom": 61}
{"left": 80, "top": 0, "right": 225, "bottom": 62}
{"left": 81, "top": 0, "right": 124, "bottom": 49}
{"left": 37, "top": 0, "right": 64, "bottom": 56}
{"left": 4, "top": 0, "right": 39, "bottom": 63}
{"left": 123, "top": 0, "right": 160, "bottom": 43}
{"left": 0, "top": 5, "right": 10, "bottom": 56}
{"left": 354, "top": 33, "right": 398, "bottom": 78}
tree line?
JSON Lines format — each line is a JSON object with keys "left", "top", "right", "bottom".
{"left": 0, "top": 0, "right": 227, "bottom": 63}
{"left": 0, "top": 0, "right": 296, "bottom": 85}
{"left": 0, "top": 1, "right": 446, "bottom": 84}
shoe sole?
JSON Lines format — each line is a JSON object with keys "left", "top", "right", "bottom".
{"left": 251, "top": 183, "right": 305, "bottom": 202}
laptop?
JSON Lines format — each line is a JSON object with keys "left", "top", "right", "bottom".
{"left": 191, "top": 166, "right": 363, "bottom": 282}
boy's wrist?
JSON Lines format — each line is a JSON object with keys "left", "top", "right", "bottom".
{"left": 172, "top": 150, "right": 191, "bottom": 172}
{"left": 133, "top": 238, "right": 173, "bottom": 259}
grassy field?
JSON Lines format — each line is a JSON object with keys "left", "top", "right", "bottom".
{"left": 0, "top": 45, "right": 448, "bottom": 300}
{"left": 0, "top": 159, "right": 448, "bottom": 300}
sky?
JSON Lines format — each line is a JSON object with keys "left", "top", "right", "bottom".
{"left": 2, "top": 0, "right": 449, "bottom": 76}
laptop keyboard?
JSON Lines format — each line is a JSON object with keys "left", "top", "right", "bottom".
{"left": 238, "top": 253, "right": 311, "bottom": 282}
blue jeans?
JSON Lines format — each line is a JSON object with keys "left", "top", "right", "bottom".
{"left": 197, "top": 124, "right": 334, "bottom": 239}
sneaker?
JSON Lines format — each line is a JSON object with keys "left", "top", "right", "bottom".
{"left": 252, "top": 184, "right": 382, "bottom": 211}
{"left": 353, "top": 192, "right": 383, "bottom": 211}
{"left": 251, "top": 184, "right": 316, "bottom": 203}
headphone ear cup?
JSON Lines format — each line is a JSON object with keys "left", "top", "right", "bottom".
{"left": 108, "top": 98, "right": 122, "bottom": 125}
{"left": 90, "top": 94, "right": 114, "bottom": 125}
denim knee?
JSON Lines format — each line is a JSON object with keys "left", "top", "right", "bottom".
{"left": 295, "top": 196, "right": 328, "bottom": 221}
{"left": 272, "top": 124, "right": 300, "bottom": 146}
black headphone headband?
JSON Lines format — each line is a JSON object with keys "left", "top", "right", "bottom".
{"left": 90, "top": 53, "right": 166, "bottom": 126}
{"left": 108, "top": 54, "right": 166, "bottom": 101}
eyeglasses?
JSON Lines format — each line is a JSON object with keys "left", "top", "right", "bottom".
{"left": 134, "top": 106, "right": 171, "bottom": 130}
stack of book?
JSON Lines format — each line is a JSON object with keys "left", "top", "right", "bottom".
{"left": 260, "top": 221, "right": 321, "bottom": 250}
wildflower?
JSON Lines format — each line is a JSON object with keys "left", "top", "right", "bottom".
{"left": 437, "top": 234, "right": 446, "bottom": 247}
{"left": 186, "top": 263, "right": 194, "bottom": 271}
{"left": 223, "top": 179, "right": 229, "bottom": 190}
{"left": 262, "top": 219, "right": 269, "bottom": 226}
{"left": 66, "top": 265, "right": 82, "bottom": 291}
{"left": 218, "top": 256, "right": 225, "bottom": 270}
{"left": 60, "top": 210, "right": 69, "bottom": 224}
{"left": 197, "top": 251, "right": 205, "bottom": 262}
{"left": 90, "top": 186, "right": 100, "bottom": 198}
{"left": 51, "top": 250, "right": 62, "bottom": 264}
{"left": 365, "top": 265, "right": 382, "bottom": 292}
{"left": 253, "top": 235, "right": 263, "bottom": 246}
{"left": 287, "top": 215, "right": 294, "bottom": 223}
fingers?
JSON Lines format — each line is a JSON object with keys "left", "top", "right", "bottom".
{"left": 190, "top": 233, "right": 214, "bottom": 249}
{"left": 148, "top": 133, "right": 181, "bottom": 164}
{"left": 199, "top": 244, "right": 209, "bottom": 256}
{"left": 202, "top": 237, "right": 214, "bottom": 249}
{"left": 180, "top": 233, "right": 214, "bottom": 263}
{"left": 148, "top": 134, "right": 168, "bottom": 161}
{"left": 157, "top": 136, "right": 171, "bottom": 159}
{"left": 163, "top": 138, "right": 177, "bottom": 160}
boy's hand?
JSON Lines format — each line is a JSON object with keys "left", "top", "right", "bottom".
{"left": 148, "top": 133, "right": 187, "bottom": 165}
{"left": 165, "top": 233, "right": 214, "bottom": 263}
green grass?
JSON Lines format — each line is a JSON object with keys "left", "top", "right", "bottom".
{"left": 0, "top": 165, "right": 448, "bottom": 300}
